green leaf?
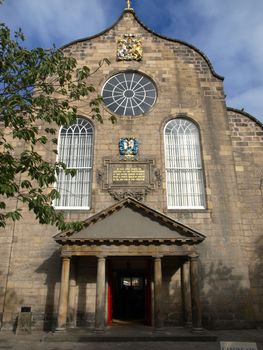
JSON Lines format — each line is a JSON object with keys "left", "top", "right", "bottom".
{"left": 21, "top": 180, "right": 32, "bottom": 189}
{"left": 6, "top": 210, "right": 22, "bottom": 222}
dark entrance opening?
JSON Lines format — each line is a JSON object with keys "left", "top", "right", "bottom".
{"left": 108, "top": 258, "right": 152, "bottom": 325}
{"left": 113, "top": 273, "right": 146, "bottom": 321}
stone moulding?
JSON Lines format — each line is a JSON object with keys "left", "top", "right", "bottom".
{"left": 108, "top": 188, "right": 151, "bottom": 201}
{"left": 60, "top": 244, "right": 197, "bottom": 258}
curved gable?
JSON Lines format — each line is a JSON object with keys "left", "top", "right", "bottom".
{"left": 227, "top": 107, "right": 263, "bottom": 129}
{"left": 61, "top": 8, "right": 223, "bottom": 80}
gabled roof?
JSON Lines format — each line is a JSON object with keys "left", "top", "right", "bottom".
{"left": 61, "top": 9, "right": 223, "bottom": 81}
{"left": 54, "top": 197, "right": 206, "bottom": 245}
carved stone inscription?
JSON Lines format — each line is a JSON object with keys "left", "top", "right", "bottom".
{"left": 100, "top": 159, "right": 156, "bottom": 201}
{"left": 107, "top": 161, "right": 151, "bottom": 188}
{"left": 113, "top": 167, "right": 145, "bottom": 182}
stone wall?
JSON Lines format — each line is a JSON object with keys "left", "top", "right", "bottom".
{"left": 0, "top": 10, "right": 262, "bottom": 330}
{"left": 228, "top": 109, "right": 263, "bottom": 327}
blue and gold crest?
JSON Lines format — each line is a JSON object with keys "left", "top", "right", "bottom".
{"left": 119, "top": 137, "right": 139, "bottom": 160}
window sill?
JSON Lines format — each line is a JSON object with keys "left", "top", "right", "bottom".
{"left": 54, "top": 207, "right": 91, "bottom": 211}
{"left": 164, "top": 208, "right": 211, "bottom": 214}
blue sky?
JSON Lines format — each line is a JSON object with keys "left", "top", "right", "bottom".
{"left": 1, "top": 0, "right": 263, "bottom": 122}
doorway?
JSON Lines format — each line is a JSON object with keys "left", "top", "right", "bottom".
{"left": 113, "top": 273, "right": 146, "bottom": 321}
{"left": 108, "top": 258, "right": 152, "bottom": 325}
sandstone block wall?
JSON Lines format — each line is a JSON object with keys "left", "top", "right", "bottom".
{"left": 0, "top": 10, "right": 262, "bottom": 330}
{"left": 228, "top": 109, "right": 263, "bottom": 326}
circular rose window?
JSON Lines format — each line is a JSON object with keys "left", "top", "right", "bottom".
{"left": 102, "top": 72, "right": 157, "bottom": 116}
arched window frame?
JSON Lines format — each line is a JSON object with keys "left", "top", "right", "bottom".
{"left": 164, "top": 118, "right": 206, "bottom": 209}
{"left": 54, "top": 117, "right": 94, "bottom": 210}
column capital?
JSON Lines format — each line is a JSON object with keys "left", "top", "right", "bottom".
{"left": 61, "top": 255, "right": 71, "bottom": 260}
{"left": 152, "top": 255, "right": 163, "bottom": 259}
{"left": 97, "top": 255, "right": 107, "bottom": 260}
{"left": 61, "top": 253, "right": 71, "bottom": 259}
{"left": 189, "top": 253, "right": 199, "bottom": 260}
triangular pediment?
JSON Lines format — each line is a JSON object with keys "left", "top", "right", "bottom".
{"left": 55, "top": 198, "right": 205, "bottom": 245}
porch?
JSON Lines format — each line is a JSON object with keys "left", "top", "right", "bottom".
{"left": 54, "top": 198, "right": 206, "bottom": 332}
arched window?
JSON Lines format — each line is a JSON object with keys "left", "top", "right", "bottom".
{"left": 164, "top": 118, "right": 205, "bottom": 209}
{"left": 54, "top": 118, "right": 93, "bottom": 209}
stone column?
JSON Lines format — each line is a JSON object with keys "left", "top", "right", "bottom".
{"left": 57, "top": 256, "right": 71, "bottom": 330}
{"left": 68, "top": 257, "right": 77, "bottom": 328}
{"left": 181, "top": 260, "right": 192, "bottom": 327}
{"left": 190, "top": 253, "right": 203, "bottom": 332}
{"left": 95, "top": 256, "right": 106, "bottom": 331}
{"left": 153, "top": 256, "right": 163, "bottom": 330}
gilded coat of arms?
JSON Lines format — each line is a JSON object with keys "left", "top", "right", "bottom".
{"left": 117, "top": 34, "right": 142, "bottom": 61}
{"left": 119, "top": 137, "right": 139, "bottom": 160}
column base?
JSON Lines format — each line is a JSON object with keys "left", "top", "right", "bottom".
{"left": 153, "top": 327, "right": 164, "bottom": 334}
{"left": 185, "top": 321, "right": 193, "bottom": 328}
{"left": 93, "top": 328, "right": 105, "bottom": 334}
{"left": 68, "top": 325, "right": 76, "bottom": 329}
{"left": 55, "top": 327, "right": 66, "bottom": 332}
{"left": 1, "top": 325, "right": 14, "bottom": 331}
{"left": 192, "top": 327, "right": 204, "bottom": 334}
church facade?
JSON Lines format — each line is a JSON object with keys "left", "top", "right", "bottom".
{"left": 0, "top": 4, "right": 263, "bottom": 331}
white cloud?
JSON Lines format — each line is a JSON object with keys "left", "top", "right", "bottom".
{"left": 228, "top": 86, "right": 263, "bottom": 120}
{"left": 0, "top": 0, "right": 114, "bottom": 47}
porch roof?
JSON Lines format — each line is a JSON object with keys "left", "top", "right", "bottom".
{"left": 54, "top": 198, "right": 206, "bottom": 246}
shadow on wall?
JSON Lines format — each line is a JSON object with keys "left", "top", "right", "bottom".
{"left": 250, "top": 236, "right": 263, "bottom": 327}
{"left": 35, "top": 250, "right": 61, "bottom": 331}
{"left": 162, "top": 257, "right": 183, "bottom": 326}
{"left": 36, "top": 255, "right": 97, "bottom": 330}
{"left": 76, "top": 256, "right": 97, "bottom": 327}
{"left": 200, "top": 261, "right": 255, "bottom": 329}
{"left": 0, "top": 280, "right": 24, "bottom": 331}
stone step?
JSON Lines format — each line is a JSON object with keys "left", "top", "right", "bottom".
{"left": 46, "top": 327, "right": 218, "bottom": 343}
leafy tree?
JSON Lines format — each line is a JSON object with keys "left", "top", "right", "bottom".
{"left": 0, "top": 22, "right": 112, "bottom": 230}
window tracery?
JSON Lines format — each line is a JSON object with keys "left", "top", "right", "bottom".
{"left": 164, "top": 118, "right": 205, "bottom": 209}
{"left": 54, "top": 118, "right": 93, "bottom": 209}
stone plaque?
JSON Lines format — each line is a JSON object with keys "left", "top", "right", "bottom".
{"left": 112, "top": 167, "right": 145, "bottom": 182}
{"left": 98, "top": 159, "right": 158, "bottom": 201}
{"left": 220, "top": 342, "right": 257, "bottom": 350}
{"left": 104, "top": 160, "right": 153, "bottom": 189}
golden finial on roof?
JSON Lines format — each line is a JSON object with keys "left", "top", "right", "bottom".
{"left": 126, "top": 0, "right": 133, "bottom": 10}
